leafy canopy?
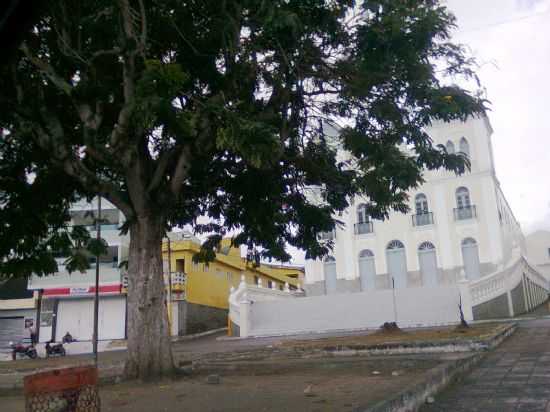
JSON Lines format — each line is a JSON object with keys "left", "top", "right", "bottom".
{"left": 0, "top": 0, "right": 485, "bottom": 276}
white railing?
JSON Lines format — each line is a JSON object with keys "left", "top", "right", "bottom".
{"left": 161, "top": 271, "right": 186, "bottom": 287}
{"left": 524, "top": 258, "right": 549, "bottom": 289}
{"left": 469, "top": 256, "right": 522, "bottom": 306}
{"left": 469, "top": 252, "right": 549, "bottom": 309}
{"left": 171, "top": 272, "right": 186, "bottom": 286}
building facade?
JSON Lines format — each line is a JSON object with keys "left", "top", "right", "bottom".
{"left": 305, "top": 116, "right": 528, "bottom": 302}
{"left": 28, "top": 198, "right": 129, "bottom": 343}
{"left": 163, "top": 233, "right": 303, "bottom": 335}
{"left": 0, "top": 277, "right": 37, "bottom": 359}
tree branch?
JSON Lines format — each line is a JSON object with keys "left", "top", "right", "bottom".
{"left": 90, "top": 47, "right": 122, "bottom": 62}
{"left": 147, "top": 148, "right": 177, "bottom": 194}
{"left": 110, "top": 0, "right": 138, "bottom": 152}
{"left": 26, "top": 108, "right": 135, "bottom": 219}
{"left": 170, "top": 145, "right": 192, "bottom": 197}
{"left": 137, "top": 0, "right": 147, "bottom": 54}
{"left": 20, "top": 43, "right": 73, "bottom": 96}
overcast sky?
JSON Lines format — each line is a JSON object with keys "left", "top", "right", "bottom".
{"left": 445, "top": 0, "right": 550, "bottom": 234}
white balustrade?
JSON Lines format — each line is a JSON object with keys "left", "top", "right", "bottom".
{"left": 469, "top": 254, "right": 549, "bottom": 308}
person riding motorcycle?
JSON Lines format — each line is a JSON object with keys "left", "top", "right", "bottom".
{"left": 62, "top": 331, "right": 75, "bottom": 344}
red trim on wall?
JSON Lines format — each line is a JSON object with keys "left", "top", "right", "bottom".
{"left": 42, "top": 284, "right": 121, "bottom": 296}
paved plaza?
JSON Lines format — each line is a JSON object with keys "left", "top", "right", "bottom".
{"left": 422, "top": 317, "right": 550, "bottom": 412}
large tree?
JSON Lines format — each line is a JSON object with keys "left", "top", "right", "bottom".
{"left": 0, "top": 0, "right": 485, "bottom": 379}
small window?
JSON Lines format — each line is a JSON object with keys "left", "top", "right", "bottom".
{"left": 415, "top": 193, "right": 429, "bottom": 214}
{"left": 175, "top": 259, "right": 185, "bottom": 273}
{"left": 356, "top": 203, "right": 370, "bottom": 224}
{"left": 455, "top": 187, "right": 471, "bottom": 208}
{"left": 267, "top": 280, "right": 273, "bottom": 289}
{"left": 459, "top": 137, "right": 470, "bottom": 157}
{"left": 446, "top": 140, "right": 455, "bottom": 154}
{"left": 318, "top": 230, "right": 336, "bottom": 241}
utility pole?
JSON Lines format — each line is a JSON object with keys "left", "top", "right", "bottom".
{"left": 391, "top": 277, "right": 398, "bottom": 323}
{"left": 93, "top": 196, "right": 101, "bottom": 365}
{"left": 166, "top": 236, "right": 173, "bottom": 335}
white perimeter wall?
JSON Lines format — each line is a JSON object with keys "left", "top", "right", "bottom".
{"left": 247, "top": 285, "right": 464, "bottom": 337}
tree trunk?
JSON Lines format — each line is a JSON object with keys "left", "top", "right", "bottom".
{"left": 124, "top": 215, "right": 174, "bottom": 380}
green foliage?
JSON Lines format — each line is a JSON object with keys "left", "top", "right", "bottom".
{"left": 0, "top": 0, "right": 487, "bottom": 277}
{"left": 192, "top": 235, "right": 223, "bottom": 263}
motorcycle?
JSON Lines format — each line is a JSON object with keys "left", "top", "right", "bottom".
{"left": 10, "top": 341, "right": 38, "bottom": 360}
{"left": 45, "top": 341, "right": 66, "bottom": 357}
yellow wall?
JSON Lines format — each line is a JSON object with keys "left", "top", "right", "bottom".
{"left": 162, "top": 240, "right": 302, "bottom": 310}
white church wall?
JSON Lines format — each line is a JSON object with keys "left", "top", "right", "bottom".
{"left": 247, "top": 284, "right": 465, "bottom": 337}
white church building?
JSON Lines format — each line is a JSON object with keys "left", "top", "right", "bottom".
{"left": 228, "top": 116, "right": 549, "bottom": 338}
{"left": 304, "top": 115, "right": 545, "bottom": 319}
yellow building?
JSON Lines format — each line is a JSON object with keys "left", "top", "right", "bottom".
{"left": 162, "top": 233, "right": 302, "bottom": 335}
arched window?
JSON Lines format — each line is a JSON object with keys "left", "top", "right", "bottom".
{"left": 356, "top": 203, "right": 370, "bottom": 224}
{"left": 455, "top": 187, "right": 471, "bottom": 208}
{"left": 418, "top": 242, "right": 438, "bottom": 286}
{"left": 359, "top": 249, "right": 374, "bottom": 258}
{"left": 358, "top": 249, "right": 375, "bottom": 291}
{"left": 415, "top": 194, "right": 429, "bottom": 214}
{"left": 387, "top": 240, "right": 405, "bottom": 250}
{"left": 461, "top": 238, "right": 480, "bottom": 280}
{"left": 418, "top": 241, "right": 435, "bottom": 251}
{"left": 459, "top": 137, "right": 470, "bottom": 157}
{"left": 386, "top": 240, "right": 407, "bottom": 288}
{"left": 446, "top": 140, "right": 455, "bottom": 154}
{"left": 323, "top": 256, "right": 337, "bottom": 294}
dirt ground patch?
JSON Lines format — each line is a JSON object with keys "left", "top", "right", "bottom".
{"left": 1, "top": 356, "right": 441, "bottom": 412}
{"left": 279, "top": 322, "right": 508, "bottom": 351}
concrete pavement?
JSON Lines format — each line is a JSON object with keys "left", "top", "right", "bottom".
{"left": 422, "top": 318, "right": 550, "bottom": 412}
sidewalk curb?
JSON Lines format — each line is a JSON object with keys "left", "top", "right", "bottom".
{"left": 320, "top": 323, "right": 517, "bottom": 356}
{"left": 362, "top": 323, "right": 518, "bottom": 412}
